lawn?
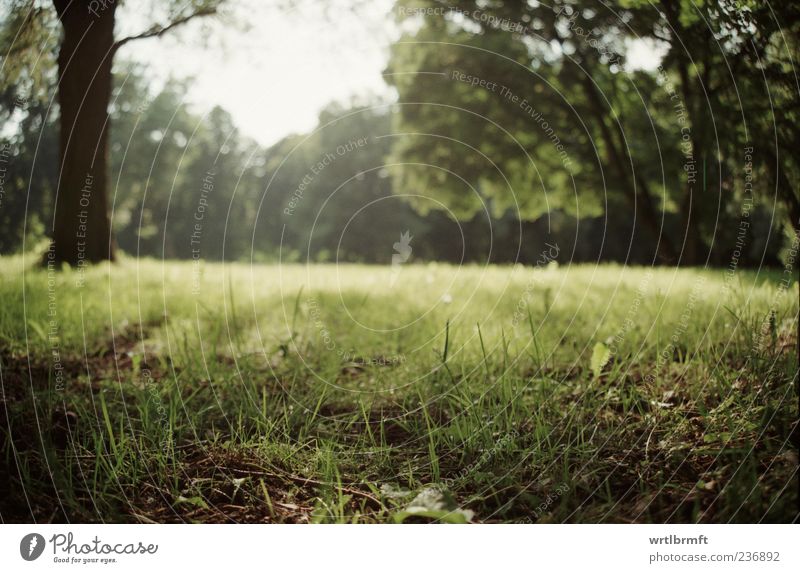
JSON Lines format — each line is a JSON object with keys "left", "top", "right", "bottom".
{"left": 1, "top": 255, "right": 797, "bottom": 523}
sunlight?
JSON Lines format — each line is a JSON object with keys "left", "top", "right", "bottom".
{"left": 118, "top": 0, "right": 396, "bottom": 146}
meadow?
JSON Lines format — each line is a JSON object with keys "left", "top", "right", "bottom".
{"left": 1, "top": 255, "right": 797, "bottom": 523}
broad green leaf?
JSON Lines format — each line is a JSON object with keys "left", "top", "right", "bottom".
{"left": 590, "top": 342, "right": 611, "bottom": 379}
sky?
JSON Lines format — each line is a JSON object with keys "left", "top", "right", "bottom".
{"left": 119, "top": 0, "right": 397, "bottom": 148}
{"left": 116, "top": 1, "right": 662, "bottom": 149}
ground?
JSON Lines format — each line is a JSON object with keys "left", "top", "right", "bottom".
{"left": 1, "top": 256, "right": 798, "bottom": 523}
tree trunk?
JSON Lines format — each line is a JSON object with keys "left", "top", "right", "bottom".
{"left": 579, "top": 74, "right": 678, "bottom": 264}
{"left": 661, "top": 0, "right": 708, "bottom": 266}
{"left": 675, "top": 60, "right": 703, "bottom": 266}
{"left": 551, "top": 21, "right": 678, "bottom": 264}
{"left": 50, "top": 0, "right": 117, "bottom": 265}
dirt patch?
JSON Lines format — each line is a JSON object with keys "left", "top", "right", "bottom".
{"left": 126, "top": 445, "right": 381, "bottom": 523}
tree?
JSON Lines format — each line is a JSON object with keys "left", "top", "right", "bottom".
{"left": 627, "top": 0, "right": 800, "bottom": 260}
{"left": 50, "top": 0, "right": 118, "bottom": 265}
{"left": 386, "top": 0, "right": 681, "bottom": 263}
{"left": 385, "top": 0, "right": 797, "bottom": 264}
{"left": 2, "top": 0, "right": 221, "bottom": 265}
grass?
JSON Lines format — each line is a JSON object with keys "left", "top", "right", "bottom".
{"left": 0, "top": 254, "right": 798, "bottom": 523}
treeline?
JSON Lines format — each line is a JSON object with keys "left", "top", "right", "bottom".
{"left": 0, "top": 64, "right": 700, "bottom": 265}
{"left": 1, "top": 0, "right": 798, "bottom": 266}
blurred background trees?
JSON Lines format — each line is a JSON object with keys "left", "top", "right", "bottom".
{"left": 386, "top": 0, "right": 798, "bottom": 266}
{"left": 1, "top": 0, "right": 797, "bottom": 266}
{"left": 2, "top": 0, "right": 221, "bottom": 264}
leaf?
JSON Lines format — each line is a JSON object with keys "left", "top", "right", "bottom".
{"left": 380, "top": 483, "right": 412, "bottom": 500}
{"left": 392, "top": 487, "right": 474, "bottom": 524}
{"left": 174, "top": 495, "right": 208, "bottom": 509}
{"left": 590, "top": 342, "right": 611, "bottom": 379}
{"left": 231, "top": 477, "right": 247, "bottom": 498}
{"left": 703, "top": 432, "right": 732, "bottom": 444}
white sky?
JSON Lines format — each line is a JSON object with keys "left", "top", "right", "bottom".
{"left": 625, "top": 37, "right": 668, "bottom": 72}
{"left": 118, "top": 0, "right": 397, "bottom": 147}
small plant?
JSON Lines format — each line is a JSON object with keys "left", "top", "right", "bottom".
{"left": 590, "top": 341, "right": 612, "bottom": 379}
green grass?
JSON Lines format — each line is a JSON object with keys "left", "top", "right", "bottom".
{"left": 1, "top": 255, "right": 797, "bottom": 523}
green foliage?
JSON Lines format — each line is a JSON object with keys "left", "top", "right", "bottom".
{"left": 384, "top": 0, "right": 799, "bottom": 260}
{"left": 0, "top": 1, "right": 59, "bottom": 106}
{"left": 2, "top": 1, "right": 796, "bottom": 264}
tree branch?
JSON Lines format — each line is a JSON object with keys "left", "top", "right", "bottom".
{"left": 112, "top": 6, "right": 217, "bottom": 54}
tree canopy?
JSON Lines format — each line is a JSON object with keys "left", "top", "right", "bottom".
{"left": 1, "top": 0, "right": 797, "bottom": 266}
